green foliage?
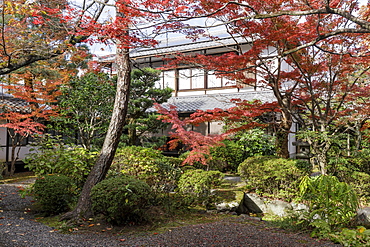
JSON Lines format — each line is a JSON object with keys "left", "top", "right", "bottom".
{"left": 298, "top": 175, "right": 359, "bottom": 238}
{"left": 24, "top": 135, "right": 97, "bottom": 187}
{"left": 109, "top": 146, "right": 182, "bottom": 192}
{"left": 330, "top": 226, "right": 370, "bottom": 247}
{"left": 32, "top": 174, "right": 78, "bottom": 215}
{"left": 347, "top": 149, "right": 370, "bottom": 175}
{"left": 237, "top": 156, "right": 311, "bottom": 200}
{"left": 123, "top": 68, "right": 172, "bottom": 146}
{"left": 208, "top": 129, "right": 275, "bottom": 172}
{"left": 90, "top": 175, "right": 152, "bottom": 225}
{"left": 177, "top": 169, "right": 223, "bottom": 208}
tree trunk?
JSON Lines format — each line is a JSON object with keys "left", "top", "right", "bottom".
{"left": 127, "top": 118, "right": 137, "bottom": 146}
{"left": 275, "top": 128, "right": 290, "bottom": 159}
{"left": 275, "top": 109, "right": 292, "bottom": 159}
{"left": 61, "top": 45, "right": 131, "bottom": 221}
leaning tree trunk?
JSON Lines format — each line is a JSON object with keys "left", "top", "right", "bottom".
{"left": 61, "top": 45, "right": 131, "bottom": 221}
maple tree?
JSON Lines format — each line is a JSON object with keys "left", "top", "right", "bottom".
{"left": 0, "top": 60, "right": 64, "bottom": 176}
{"left": 61, "top": 0, "right": 201, "bottom": 220}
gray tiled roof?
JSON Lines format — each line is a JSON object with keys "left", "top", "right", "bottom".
{"left": 130, "top": 36, "right": 247, "bottom": 58}
{"left": 149, "top": 91, "right": 275, "bottom": 113}
{"left": 0, "top": 93, "right": 30, "bottom": 113}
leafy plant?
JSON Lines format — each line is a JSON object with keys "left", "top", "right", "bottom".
{"left": 24, "top": 134, "right": 97, "bottom": 187}
{"left": 109, "top": 146, "right": 182, "bottom": 192}
{"left": 52, "top": 72, "right": 116, "bottom": 149}
{"left": 32, "top": 174, "right": 78, "bottom": 215}
{"left": 90, "top": 175, "right": 152, "bottom": 225}
{"left": 330, "top": 226, "right": 370, "bottom": 247}
{"left": 238, "top": 156, "right": 311, "bottom": 200}
{"left": 298, "top": 175, "right": 359, "bottom": 238}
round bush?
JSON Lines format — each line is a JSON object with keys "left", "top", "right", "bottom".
{"left": 90, "top": 175, "right": 152, "bottom": 224}
{"left": 177, "top": 169, "right": 223, "bottom": 207}
{"left": 32, "top": 174, "right": 78, "bottom": 215}
{"left": 109, "top": 146, "right": 182, "bottom": 192}
{"left": 238, "top": 156, "right": 311, "bottom": 201}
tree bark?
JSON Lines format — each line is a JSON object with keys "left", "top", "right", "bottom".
{"left": 61, "top": 44, "right": 131, "bottom": 221}
{"left": 275, "top": 128, "right": 290, "bottom": 159}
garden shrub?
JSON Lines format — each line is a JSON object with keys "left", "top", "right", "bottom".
{"left": 182, "top": 129, "right": 275, "bottom": 172}
{"left": 298, "top": 175, "right": 359, "bottom": 238}
{"left": 32, "top": 174, "right": 78, "bottom": 215}
{"left": 237, "top": 156, "right": 311, "bottom": 200}
{"left": 90, "top": 175, "right": 152, "bottom": 224}
{"left": 177, "top": 169, "right": 223, "bottom": 208}
{"left": 109, "top": 146, "right": 182, "bottom": 192}
{"left": 24, "top": 135, "right": 97, "bottom": 187}
{"left": 346, "top": 172, "right": 370, "bottom": 206}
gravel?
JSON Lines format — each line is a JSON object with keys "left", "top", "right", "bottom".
{"left": 0, "top": 179, "right": 342, "bottom": 247}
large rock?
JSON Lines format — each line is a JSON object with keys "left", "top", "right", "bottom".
{"left": 234, "top": 193, "right": 305, "bottom": 217}
{"left": 235, "top": 193, "right": 264, "bottom": 215}
{"left": 356, "top": 207, "right": 370, "bottom": 227}
{"left": 265, "top": 200, "right": 293, "bottom": 217}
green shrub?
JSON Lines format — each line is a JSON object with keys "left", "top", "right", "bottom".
{"left": 109, "top": 146, "right": 182, "bottom": 192}
{"left": 298, "top": 175, "right": 359, "bottom": 238}
{"left": 32, "top": 174, "right": 78, "bottom": 215}
{"left": 24, "top": 135, "right": 97, "bottom": 187}
{"left": 181, "top": 129, "right": 275, "bottom": 172}
{"left": 90, "top": 175, "right": 152, "bottom": 224}
{"left": 237, "top": 156, "right": 311, "bottom": 200}
{"left": 346, "top": 172, "right": 370, "bottom": 206}
{"left": 177, "top": 169, "right": 223, "bottom": 208}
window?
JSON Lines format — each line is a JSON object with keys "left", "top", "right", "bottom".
{"left": 208, "top": 71, "right": 236, "bottom": 88}
{"left": 178, "top": 68, "right": 205, "bottom": 90}
{"left": 158, "top": 70, "right": 176, "bottom": 89}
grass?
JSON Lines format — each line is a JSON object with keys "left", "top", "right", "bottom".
{"left": 34, "top": 207, "right": 235, "bottom": 236}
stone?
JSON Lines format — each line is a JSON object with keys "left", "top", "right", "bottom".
{"left": 215, "top": 201, "right": 239, "bottom": 212}
{"left": 235, "top": 193, "right": 263, "bottom": 215}
{"left": 223, "top": 176, "right": 242, "bottom": 183}
{"left": 356, "top": 207, "right": 370, "bottom": 227}
{"left": 291, "top": 202, "right": 309, "bottom": 213}
{"left": 265, "top": 200, "right": 293, "bottom": 217}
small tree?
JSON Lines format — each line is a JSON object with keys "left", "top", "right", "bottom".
{"left": 54, "top": 72, "right": 116, "bottom": 149}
